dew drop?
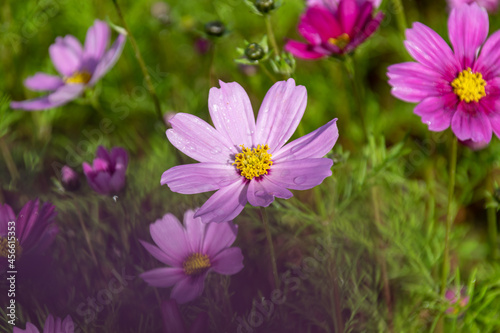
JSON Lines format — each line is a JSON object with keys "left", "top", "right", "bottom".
{"left": 211, "top": 147, "right": 222, "bottom": 155}
{"left": 293, "top": 176, "right": 307, "bottom": 185}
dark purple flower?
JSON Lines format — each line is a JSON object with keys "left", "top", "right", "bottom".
{"left": 61, "top": 165, "right": 80, "bottom": 191}
{"left": 83, "top": 146, "right": 128, "bottom": 195}
{"left": 0, "top": 200, "right": 58, "bottom": 272}
{"left": 11, "top": 20, "right": 126, "bottom": 111}
{"left": 285, "top": 0, "right": 383, "bottom": 58}
{"left": 161, "top": 300, "right": 208, "bottom": 333}
{"left": 140, "top": 210, "right": 244, "bottom": 304}
{"left": 14, "top": 314, "right": 74, "bottom": 333}
{"left": 387, "top": 3, "right": 500, "bottom": 144}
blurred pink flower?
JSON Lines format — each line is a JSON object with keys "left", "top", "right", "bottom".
{"left": 61, "top": 165, "right": 80, "bottom": 191}
{"left": 83, "top": 146, "right": 128, "bottom": 195}
{"left": 447, "top": 0, "right": 499, "bottom": 13}
{"left": 161, "top": 79, "right": 339, "bottom": 223}
{"left": 0, "top": 200, "right": 58, "bottom": 272}
{"left": 11, "top": 20, "right": 126, "bottom": 111}
{"left": 388, "top": 3, "right": 500, "bottom": 145}
{"left": 285, "top": 0, "right": 383, "bottom": 58}
{"left": 14, "top": 314, "right": 74, "bottom": 333}
{"left": 445, "top": 288, "right": 470, "bottom": 314}
{"left": 140, "top": 210, "right": 243, "bottom": 304}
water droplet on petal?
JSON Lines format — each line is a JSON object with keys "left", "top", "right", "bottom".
{"left": 211, "top": 147, "right": 222, "bottom": 155}
{"left": 293, "top": 176, "right": 307, "bottom": 185}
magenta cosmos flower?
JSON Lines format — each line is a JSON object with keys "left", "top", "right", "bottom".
{"left": 161, "top": 79, "right": 339, "bottom": 223}
{"left": 388, "top": 3, "right": 500, "bottom": 144}
{"left": 0, "top": 200, "right": 58, "bottom": 272}
{"left": 285, "top": 0, "right": 383, "bottom": 58}
{"left": 83, "top": 146, "right": 128, "bottom": 195}
{"left": 161, "top": 300, "right": 208, "bottom": 333}
{"left": 447, "top": 0, "right": 499, "bottom": 13}
{"left": 140, "top": 210, "right": 244, "bottom": 304}
{"left": 14, "top": 315, "right": 74, "bottom": 333}
{"left": 11, "top": 20, "right": 126, "bottom": 111}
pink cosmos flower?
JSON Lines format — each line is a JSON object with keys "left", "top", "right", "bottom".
{"left": 445, "top": 288, "right": 470, "bottom": 314}
{"left": 447, "top": 0, "right": 499, "bottom": 13}
{"left": 14, "top": 315, "right": 74, "bottom": 333}
{"left": 83, "top": 146, "right": 128, "bottom": 195}
{"left": 285, "top": 0, "right": 383, "bottom": 58}
{"left": 161, "top": 79, "right": 339, "bottom": 223}
{"left": 0, "top": 200, "right": 58, "bottom": 272}
{"left": 161, "top": 300, "right": 208, "bottom": 333}
{"left": 387, "top": 3, "right": 500, "bottom": 144}
{"left": 140, "top": 210, "right": 244, "bottom": 304}
{"left": 11, "top": 20, "right": 126, "bottom": 111}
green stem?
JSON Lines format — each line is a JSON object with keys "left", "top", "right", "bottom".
{"left": 259, "top": 63, "right": 277, "bottom": 82}
{"left": 0, "top": 136, "right": 20, "bottom": 182}
{"left": 441, "top": 136, "right": 458, "bottom": 296}
{"left": 75, "top": 205, "right": 98, "bottom": 266}
{"left": 260, "top": 206, "right": 280, "bottom": 289}
{"left": 265, "top": 14, "right": 280, "bottom": 59}
{"left": 391, "top": 0, "right": 407, "bottom": 36}
{"left": 487, "top": 168, "right": 498, "bottom": 258}
{"left": 112, "top": 0, "right": 163, "bottom": 124}
{"left": 343, "top": 55, "right": 367, "bottom": 142}
{"left": 209, "top": 43, "right": 216, "bottom": 87}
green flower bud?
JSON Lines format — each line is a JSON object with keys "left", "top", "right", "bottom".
{"left": 255, "top": 0, "right": 275, "bottom": 13}
{"left": 244, "top": 43, "right": 265, "bottom": 61}
{"left": 204, "top": 21, "right": 225, "bottom": 37}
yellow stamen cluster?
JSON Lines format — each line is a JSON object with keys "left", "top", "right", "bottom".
{"left": 0, "top": 237, "right": 22, "bottom": 258}
{"left": 64, "top": 71, "right": 92, "bottom": 85}
{"left": 328, "top": 33, "right": 350, "bottom": 49}
{"left": 451, "top": 67, "right": 487, "bottom": 103}
{"left": 233, "top": 144, "right": 273, "bottom": 180}
{"left": 183, "top": 253, "right": 211, "bottom": 276}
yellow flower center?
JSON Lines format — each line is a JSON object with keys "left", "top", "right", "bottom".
{"left": 233, "top": 144, "right": 273, "bottom": 180}
{"left": 0, "top": 237, "right": 22, "bottom": 258}
{"left": 183, "top": 253, "right": 211, "bottom": 276}
{"left": 328, "top": 33, "right": 350, "bottom": 49}
{"left": 451, "top": 68, "right": 487, "bottom": 103}
{"left": 64, "top": 71, "right": 92, "bottom": 85}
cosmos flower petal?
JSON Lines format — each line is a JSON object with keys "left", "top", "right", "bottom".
{"left": 305, "top": 6, "right": 342, "bottom": 41}
{"left": 13, "top": 322, "right": 40, "bottom": 333}
{"left": 170, "top": 275, "right": 207, "bottom": 304}
{"left": 298, "top": 17, "right": 323, "bottom": 45}
{"left": 161, "top": 163, "right": 240, "bottom": 194}
{"left": 247, "top": 178, "right": 293, "bottom": 207}
{"left": 387, "top": 62, "right": 452, "bottom": 102}
{"left": 24, "top": 73, "right": 64, "bottom": 91}
{"left": 60, "top": 35, "right": 83, "bottom": 57}
{"left": 255, "top": 79, "right": 307, "bottom": 154}
{"left": 284, "top": 40, "right": 326, "bottom": 59}
{"left": 404, "top": 22, "right": 460, "bottom": 80}
{"left": 183, "top": 210, "right": 206, "bottom": 253}
{"left": 211, "top": 247, "right": 244, "bottom": 275}
{"left": 346, "top": 10, "right": 383, "bottom": 52}
{"left": 414, "top": 95, "right": 457, "bottom": 132}
{"left": 338, "top": 0, "right": 359, "bottom": 36}
{"left": 202, "top": 221, "right": 238, "bottom": 256}
{"left": 150, "top": 214, "right": 190, "bottom": 264}
{"left": 88, "top": 34, "right": 127, "bottom": 86}
{"left": 140, "top": 240, "right": 178, "bottom": 267}
{"left": 487, "top": 101, "right": 500, "bottom": 139}
{"left": 475, "top": 30, "right": 500, "bottom": 79}
{"left": 10, "top": 84, "right": 84, "bottom": 111}
{"left": 267, "top": 158, "right": 333, "bottom": 190}
{"left": 167, "top": 113, "right": 237, "bottom": 163}
{"left": 448, "top": 2, "right": 489, "bottom": 68}
{"left": 161, "top": 300, "right": 187, "bottom": 333}
{"left": 274, "top": 119, "right": 338, "bottom": 161}
{"left": 0, "top": 203, "right": 16, "bottom": 234}
{"left": 49, "top": 41, "right": 81, "bottom": 77}
{"left": 141, "top": 267, "right": 186, "bottom": 287}
{"left": 194, "top": 181, "right": 248, "bottom": 224}
{"left": 208, "top": 81, "right": 256, "bottom": 147}
{"left": 83, "top": 19, "right": 111, "bottom": 61}
{"left": 451, "top": 102, "right": 493, "bottom": 143}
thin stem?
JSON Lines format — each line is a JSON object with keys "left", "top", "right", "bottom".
{"left": 75, "top": 205, "right": 98, "bottom": 266}
{"left": 265, "top": 15, "right": 280, "bottom": 58}
{"left": 260, "top": 206, "right": 280, "bottom": 289}
{"left": 441, "top": 136, "right": 458, "bottom": 296}
{"left": 112, "top": 0, "right": 163, "bottom": 124}
{"left": 259, "top": 63, "right": 278, "bottom": 82}
{"left": 391, "top": 0, "right": 407, "bottom": 36}
{"left": 0, "top": 136, "right": 20, "bottom": 182}
{"left": 209, "top": 43, "right": 216, "bottom": 87}
{"left": 487, "top": 168, "right": 498, "bottom": 259}
{"left": 342, "top": 55, "right": 367, "bottom": 142}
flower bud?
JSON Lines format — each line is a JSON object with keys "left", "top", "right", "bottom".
{"left": 61, "top": 166, "right": 80, "bottom": 191}
{"left": 255, "top": 0, "right": 275, "bottom": 13}
{"left": 204, "top": 21, "right": 225, "bottom": 37}
{"left": 244, "top": 43, "right": 265, "bottom": 61}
